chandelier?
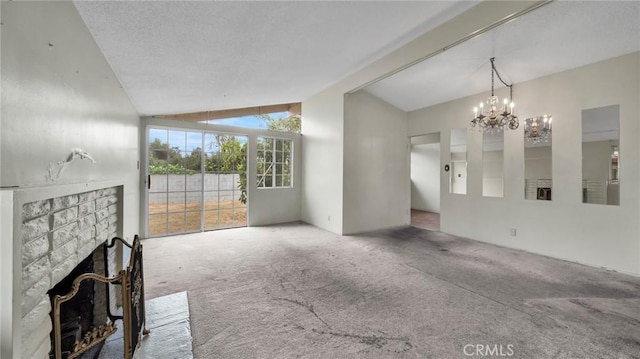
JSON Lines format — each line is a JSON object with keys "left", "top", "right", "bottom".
{"left": 470, "top": 57, "right": 519, "bottom": 132}
{"left": 524, "top": 115, "right": 552, "bottom": 144}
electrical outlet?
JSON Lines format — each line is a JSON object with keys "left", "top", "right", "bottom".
{"left": 510, "top": 228, "right": 517, "bottom": 236}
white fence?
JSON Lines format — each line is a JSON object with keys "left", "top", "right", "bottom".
{"left": 149, "top": 174, "right": 243, "bottom": 204}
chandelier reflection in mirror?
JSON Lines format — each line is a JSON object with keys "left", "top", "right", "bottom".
{"left": 525, "top": 115, "right": 552, "bottom": 144}
{"left": 470, "top": 57, "right": 519, "bottom": 132}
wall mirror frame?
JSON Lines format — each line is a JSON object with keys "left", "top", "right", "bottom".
{"left": 582, "top": 104, "right": 620, "bottom": 206}
{"left": 482, "top": 131, "right": 504, "bottom": 198}
{"left": 450, "top": 128, "right": 467, "bottom": 195}
{"left": 524, "top": 115, "right": 553, "bottom": 201}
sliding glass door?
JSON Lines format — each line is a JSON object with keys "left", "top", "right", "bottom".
{"left": 147, "top": 128, "right": 247, "bottom": 237}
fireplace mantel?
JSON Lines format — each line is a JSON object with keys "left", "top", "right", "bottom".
{"left": 1, "top": 180, "right": 125, "bottom": 359}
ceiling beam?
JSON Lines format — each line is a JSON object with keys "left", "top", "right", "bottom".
{"left": 153, "top": 102, "right": 301, "bottom": 122}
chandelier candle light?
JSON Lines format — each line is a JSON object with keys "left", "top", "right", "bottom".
{"left": 470, "top": 57, "right": 519, "bottom": 132}
{"left": 524, "top": 115, "right": 552, "bottom": 144}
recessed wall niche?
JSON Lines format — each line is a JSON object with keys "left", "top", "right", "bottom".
{"left": 524, "top": 116, "right": 553, "bottom": 200}
{"left": 450, "top": 128, "right": 467, "bottom": 195}
{"left": 582, "top": 104, "right": 620, "bottom": 205}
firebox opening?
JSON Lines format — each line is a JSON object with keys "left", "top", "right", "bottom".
{"left": 47, "top": 251, "right": 106, "bottom": 359}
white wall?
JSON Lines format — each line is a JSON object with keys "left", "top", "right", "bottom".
{"left": 342, "top": 91, "right": 409, "bottom": 234}
{"left": 1, "top": 1, "right": 140, "bottom": 237}
{"left": 407, "top": 53, "right": 640, "bottom": 275}
{"left": 1, "top": 2, "right": 140, "bottom": 357}
{"left": 301, "top": 1, "right": 537, "bottom": 235}
{"left": 411, "top": 143, "right": 440, "bottom": 212}
{"left": 301, "top": 89, "right": 344, "bottom": 234}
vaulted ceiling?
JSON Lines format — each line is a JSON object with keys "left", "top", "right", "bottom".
{"left": 366, "top": 1, "right": 640, "bottom": 111}
{"left": 74, "top": 1, "right": 640, "bottom": 118}
{"left": 73, "top": 1, "right": 477, "bottom": 116}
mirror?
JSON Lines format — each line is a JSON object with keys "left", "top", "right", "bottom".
{"left": 450, "top": 128, "right": 467, "bottom": 194}
{"left": 483, "top": 131, "right": 504, "bottom": 197}
{"left": 524, "top": 116, "right": 553, "bottom": 200}
{"left": 582, "top": 105, "right": 620, "bottom": 205}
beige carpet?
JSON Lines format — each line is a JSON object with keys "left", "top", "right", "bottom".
{"left": 142, "top": 222, "right": 640, "bottom": 359}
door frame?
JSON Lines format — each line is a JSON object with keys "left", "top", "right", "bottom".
{"left": 142, "top": 125, "right": 250, "bottom": 237}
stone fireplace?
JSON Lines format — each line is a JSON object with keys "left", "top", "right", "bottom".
{"left": 0, "top": 181, "right": 125, "bottom": 359}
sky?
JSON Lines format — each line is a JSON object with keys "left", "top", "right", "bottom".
{"left": 149, "top": 111, "right": 289, "bottom": 151}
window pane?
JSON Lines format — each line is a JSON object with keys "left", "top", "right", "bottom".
{"left": 148, "top": 214, "right": 167, "bottom": 236}
{"left": 185, "top": 192, "right": 202, "bottom": 211}
{"left": 219, "top": 209, "right": 234, "bottom": 229}
{"left": 204, "top": 210, "right": 219, "bottom": 230}
{"left": 186, "top": 173, "right": 202, "bottom": 191}
{"left": 149, "top": 128, "right": 167, "bottom": 143}
{"left": 185, "top": 211, "right": 201, "bottom": 232}
{"left": 219, "top": 174, "right": 235, "bottom": 190}
{"left": 149, "top": 173, "right": 167, "bottom": 193}
{"left": 283, "top": 140, "right": 291, "bottom": 152}
{"left": 283, "top": 175, "right": 291, "bottom": 187}
{"left": 233, "top": 209, "right": 247, "bottom": 227}
{"left": 276, "top": 139, "right": 283, "bottom": 151}
{"left": 148, "top": 193, "right": 167, "bottom": 214}
{"left": 265, "top": 175, "right": 272, "bottom": 187}
{"left": 205, "top": 152, "right": 221, "bottom": 173}
{"left": 168, "top": 131, "right": 186, "bottom": 151}
{"left": 204, "top": 191, "right": 219, "bottom": 210}
{"left": 234, "top": 191, "right": 246, "bottom": 208}
{"left": 167, "top": 213, "right": 185, "bottom": 234}
{"left": 275, "top": 175, "right": 283, "bottom": 187}
{"left": 150, "top": 149, "right": 168, "bottom": 162}
{"left": 204, "top": 133, "right": 219, "bottom": 153}
{"left": 185, "top": 150, "right": 202, "bottom": 173}
{"left": 186, "top": 132, "right": 201, "bottom": 152}
{"left": 167, "top": 192, "right": 186, "bottom": 212}
{"left": 219, "top": 191, "right": 234, "bottom": 208}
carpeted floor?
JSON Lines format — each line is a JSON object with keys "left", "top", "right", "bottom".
{"left": 143, "top": 222, "right": 640, "bottom": 359}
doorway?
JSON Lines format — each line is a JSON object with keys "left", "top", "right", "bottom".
{"left": 146, "top": 127, "right": 248, "bottom": 237}
{"left": 409, "top": 133, "right": 440, "bottom": 231}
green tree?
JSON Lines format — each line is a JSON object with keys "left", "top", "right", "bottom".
{"left": 185, "top": 147, "right": 202, "bottom": 172}
{"left": 257, "top": 113, "right": 301, "bottom": 133}
{"left": 149, "top": 138, "right": 194, "bottom": 174}
{"left": 206, "top": 135, "right": 248, "bottom": 204}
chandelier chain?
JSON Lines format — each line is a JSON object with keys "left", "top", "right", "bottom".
{"left": 490, "top": 57, "right": 513, "bottom": 100}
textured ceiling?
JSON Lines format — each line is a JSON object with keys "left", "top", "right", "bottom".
{"left": 366, "top": 1, "right": 640, "bottom": 112}
{"left": 73, "top": 1, "right": 477, "bottom": 116}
